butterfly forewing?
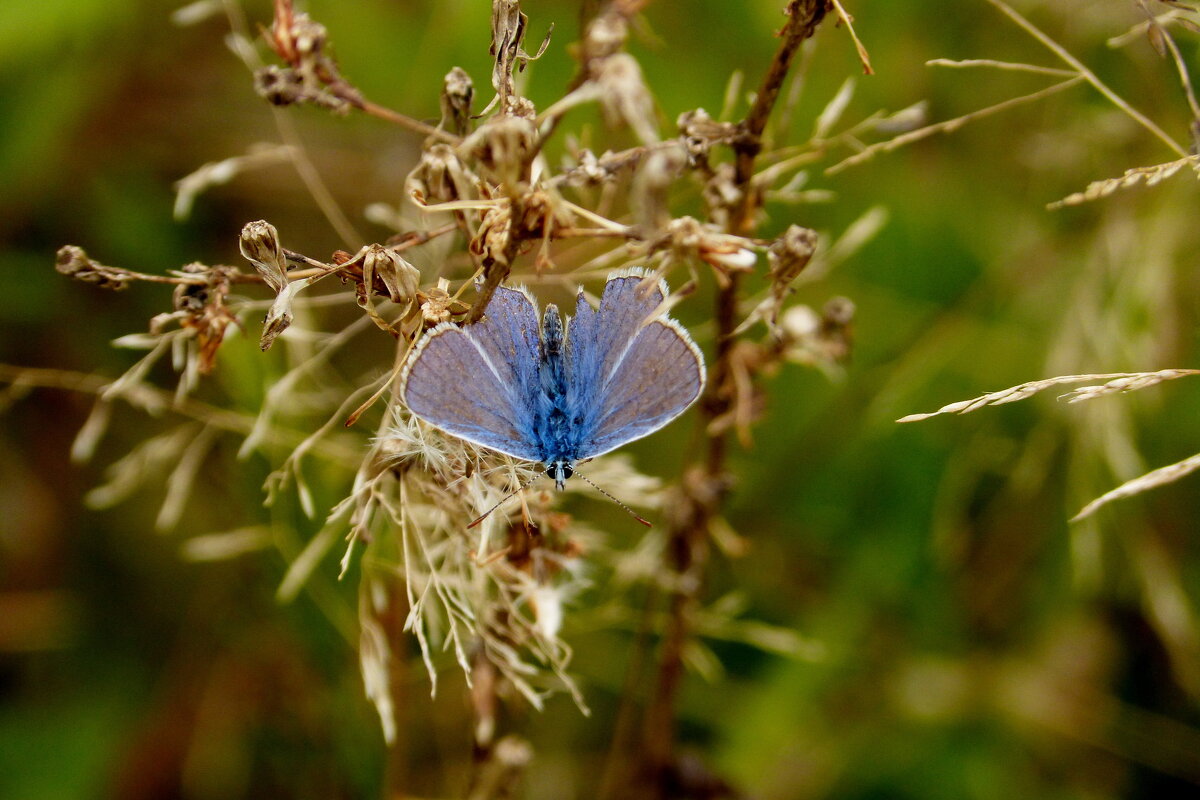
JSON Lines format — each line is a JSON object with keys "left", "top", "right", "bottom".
{"left": 567, "top": 270, "right": 667, "bottom": 402}
{"left": 568, "top": 271, "right": 705, "bottom": 459}
{"left": 400, "top": 286, "right": 544, "bottom": 461}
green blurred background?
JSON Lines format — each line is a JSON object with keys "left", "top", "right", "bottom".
{"left": 3, "top": 1, "right": 1200, "bottom": 798}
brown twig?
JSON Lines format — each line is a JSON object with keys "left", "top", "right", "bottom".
{"left": 633, "top": 2, "right": 830, "bottom": 796}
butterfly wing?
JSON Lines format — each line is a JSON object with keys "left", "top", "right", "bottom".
{"left": 567, "top": 269, "right": 705, "bottom": 459}
{"left": 400, "top": 285, "right": 545, "bottom": 462}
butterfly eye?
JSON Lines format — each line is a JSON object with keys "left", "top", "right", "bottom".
{"left": 545, "top": 461, "right": 573, "bottom": 487}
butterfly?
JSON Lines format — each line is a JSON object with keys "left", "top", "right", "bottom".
{"left": 399, "top": 267, "right": 705, "bottom": 503}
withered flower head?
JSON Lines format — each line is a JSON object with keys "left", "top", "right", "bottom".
{"left": 780, "top": 297, "right": 855, "bottom": 367}
{"left": 582, "top": 11, "right": 628, "bottom": 60}
{"left": 471, "top": 204, "right": 515, "bottom": 266}
{"left": 594, "top": 53, "right": 658, "bottom": 145}
{"left": 702, "top": 162, "right": 743, "bottom": 228}
{"left": 664, "top": 216, "right": 756, "bottom": 274}
{"left": 440, "top": 67, "right": 475, "bottom": 135}
{"left": 168, "top": 263, "right": 237, "bottom": 375}
{"left": 768, "top": 224, "right": 818, "bottom": 298}
{"left": 406, "top": 144, "right": 476, "bottom": 207}
{"left": 360, "top": 244, "right": 421, "bottom": 304}
{"left": 238, "top": 219, "right": 303, "bottom": 351}
{"left": 419, "top": 279, "right": 456, "bottom": 325}
{"left": 459, "top": 115, "right": 539, "bottom": 188}
{"left": 239, "top": 220, "right": 287, "bottom": 292}
{"left": 677, "top": 108, "right": 739, "bottom": 163}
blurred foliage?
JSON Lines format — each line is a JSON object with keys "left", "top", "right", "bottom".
{"left": 3, "top": 0, "right": 1200, "bottom": 798}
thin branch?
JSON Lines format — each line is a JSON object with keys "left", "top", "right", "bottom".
{"left": 636, "top": 2, "right": 830, "bottom": 795}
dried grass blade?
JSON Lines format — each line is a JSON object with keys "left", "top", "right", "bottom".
{"left": 826, "top": 76, "right": 1085, "bottom": 175}
{"left": 1047, "top": 155, "right": 1200, "bottom": 209}
{"left": 829, "top": 0, "right": 874, "bottom": 75}
{"left": 898, "top": 370, "right": 1200, "bottom": 423}
{"left": 1073, "top": 452, "right": 1200, "bottom": 521}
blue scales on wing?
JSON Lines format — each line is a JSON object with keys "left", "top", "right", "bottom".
{"left": 399, "top": 285, "right": 545, "bottom": 461}
{"left": 566, "top": 269, "right": 706, "bottom": 459}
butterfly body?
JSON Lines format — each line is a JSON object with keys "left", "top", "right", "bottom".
{"left": 400, "top": 268, "right": 705, "bottom": 489}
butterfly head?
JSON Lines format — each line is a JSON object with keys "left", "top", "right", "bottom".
{"left": 546, "top": 459, "right": 573, "bottom": 490}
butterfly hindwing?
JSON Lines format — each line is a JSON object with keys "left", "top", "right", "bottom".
{"left": 400, "top": 285, "right": 544, "bottom": 461}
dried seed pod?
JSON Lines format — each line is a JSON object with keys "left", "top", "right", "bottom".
{"left": 406, "top": 144, "right": 477, "bottom": 207}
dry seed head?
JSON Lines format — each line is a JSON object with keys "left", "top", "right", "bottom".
{"left": 664, "top": 216, "right": 756, "bottom": 274}
{"left": 360, "top": 244, "right": 421, "bottom": 304}
{"left": 254, "top": 66, "right": 302, "bottom": 106}
{"left": 677, "top": 108, "right": 739, "bottom": 163}
{"left": 768, "top": 224, "right": 818, "bottom": 297}
{"left": 503, "top": 95, "right": 538, "bottom": 120}
{"left": 573, "top": 149, "right": 606, "bottom": 183}
{"left": 253, "top": 66, "right": 350, "bottom": 113}
{"left": 472, "top": 204, "right": 515, "bottom": 265}
{"left": 818, "top": 296, "right": 855, "bottom": 363}
{"left": 594, "top": 53, "right": 659, "bottom": 145}
{"left": 460, "top": 115, "right": 539, "bottom": 188}
{"left": 238, "top": 220, "right": 287, "bottom": 291}
{"left": 171, "top": 264, "right": 237, "bottom": 375}
{"left": 440, "top": 67, "right": 475, "bottom": 135}
{"left": 778, "top": 298, "right": 854, "bottom": 367}
{"left": 582, "top": 12, "right": 628, "bottom": 60}
{"left": 288, "top": 14, "right": 328, "bottom": 60}
{"left": 55, "top": 245, "right": 131, "bottom": 291}
{"left": 420, "top": 280, "right": 456, "bottom": 325}
{"left": 406, "top": 144, "right": 476, "bottom": 206}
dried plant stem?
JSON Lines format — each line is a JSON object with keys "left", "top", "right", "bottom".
{"left": 925, "top": 58, "right": 1077, "bottom": 77}
{"left": 358, "top": 98, "right": 460, "bottom": 143}
{"left": 983, "top": 0, "right": 1189, "bottom": 158}
{"left": 1140, "top": 2, "right": 1200, "bottom": 123}
{"left": 634, "top": 2, "right": 829, "bottom": 794}
{"left": 826, "top": 75, "right": 1085, "bottom": 175}
{"left": 0, "top": 365, "right": 360, "bottom": 463}
{"left": 220, "top": 0, "right": 362, "bottom": 246}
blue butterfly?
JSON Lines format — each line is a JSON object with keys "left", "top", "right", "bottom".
{"left": 399, "top": 268, "right": 705, "bottom": 496}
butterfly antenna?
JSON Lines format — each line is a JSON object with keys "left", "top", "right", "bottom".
{"left": 467, "top": 470, "right": 541, "bottom": 529}
{"left": 573, "top": 471, "right": 652, "bottom": 527}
